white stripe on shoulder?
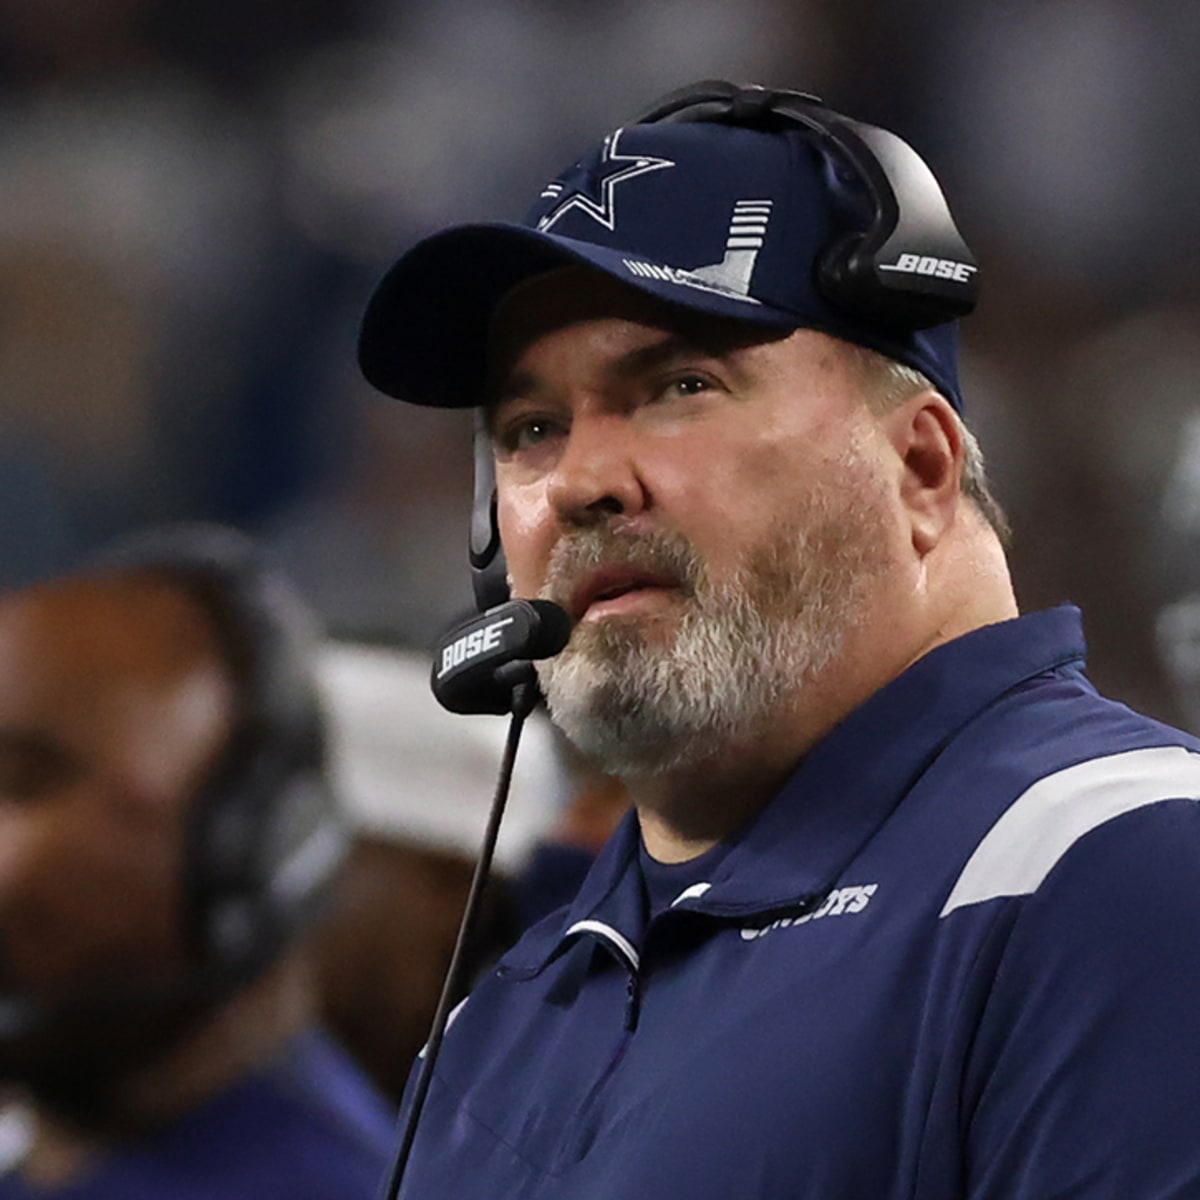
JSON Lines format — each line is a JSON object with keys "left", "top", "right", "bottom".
{"left": 940, "top": 745, "right": 1200, "bottom": 917}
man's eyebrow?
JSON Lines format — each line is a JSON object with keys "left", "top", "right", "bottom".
{"left": 489, "top": 368, "right": 540, "bottom": 411}
{"left": 607, "top": 331, "right": 747, "bottom": 380}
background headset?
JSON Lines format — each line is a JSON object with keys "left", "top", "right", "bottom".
{"left": 467, "top": 79, "right": 980, "bottom": 614}
{"left": 92, "top": 523, "right": 347, "bottom": 987}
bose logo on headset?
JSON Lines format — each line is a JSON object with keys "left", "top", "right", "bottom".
{"left": 437, "top": 616, "right": 516, "bottom": 678}
{"left": 879, "top": 253, "right": 977, "bottom": 284}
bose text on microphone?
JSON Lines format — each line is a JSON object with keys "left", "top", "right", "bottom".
{"left": 431, "top": 599, "right": 572, "bottom": 715}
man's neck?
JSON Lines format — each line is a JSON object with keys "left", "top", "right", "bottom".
{"left": 631, "top": 684, "right": 847, "bottom": 864}
{"left": 20, "top": 956, "right": 313, "bottom": 1188}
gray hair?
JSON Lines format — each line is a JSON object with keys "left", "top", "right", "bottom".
{"left": 846, "top": 346, "right": 1011, "bottom": 546}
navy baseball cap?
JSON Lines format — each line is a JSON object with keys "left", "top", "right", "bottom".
{"left": 358, "top": 105, "right": 968, "bottom": 411}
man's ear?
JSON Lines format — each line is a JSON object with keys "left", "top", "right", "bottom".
{"left": 879, "top": 392, "right": 964, "bottom": 557}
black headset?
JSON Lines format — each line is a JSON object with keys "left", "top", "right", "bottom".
{"left": 92, "top": 523, "right": 347, "bottom": 985}
{"left": 468, "top": 80, "right": 980, "bottom": 613}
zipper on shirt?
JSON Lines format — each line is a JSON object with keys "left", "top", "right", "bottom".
{"left": 624, "top": 971, "right": 641, "bottom": 1031}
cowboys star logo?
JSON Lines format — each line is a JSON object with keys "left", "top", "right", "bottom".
{"left": 536, "top": 128, "right": 675, "bottom": 233}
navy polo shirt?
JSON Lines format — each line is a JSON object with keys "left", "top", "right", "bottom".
{"left": 398, "top": 608, "right": 1200, "bottom": 1198}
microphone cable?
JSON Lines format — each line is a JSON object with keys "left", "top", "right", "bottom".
{"left": 377, "top": 672, "right": 539, "bottom": 1200}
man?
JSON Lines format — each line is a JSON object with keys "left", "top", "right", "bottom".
{"left": 356, "top": 82, "right": 1200, "bottom": 1198}
{"left": 0, "top": 526, "right": 394, "bottom": 1199}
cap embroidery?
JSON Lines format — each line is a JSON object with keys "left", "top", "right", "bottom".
{"left": 690, "top": 198, "right": 773, "bottom": 297}
{"left": 618, "top": 197, "right": 773, "bottom": 306}
{"left": 536, "top": 128, "right": 675, "bottom": 234}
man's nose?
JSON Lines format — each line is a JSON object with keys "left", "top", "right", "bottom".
{"left": 545, "top": 413, "right": 647, "bottom": 527}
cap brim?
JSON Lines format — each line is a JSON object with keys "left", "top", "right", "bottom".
{"left": 357, "top": 223, "right": 799, "bottom": 407}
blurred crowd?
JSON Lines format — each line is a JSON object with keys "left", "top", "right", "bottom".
{"left": 0, "top": 0, "right": 1196, "bottom": 725}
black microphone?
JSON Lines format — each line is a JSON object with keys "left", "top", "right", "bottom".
{"left": 430, "top": 599, "right": 572, "bottom": 715}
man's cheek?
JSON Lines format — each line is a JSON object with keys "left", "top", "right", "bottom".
{"left": 497, "top": 508, "right": 552, "bottom": 596}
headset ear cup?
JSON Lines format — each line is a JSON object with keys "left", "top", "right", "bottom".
{"left": 816, "top": 231, "right": 915, "bottom": 327}
{"left": 817, "top": 229, "right": 969, "bottom": 330}
{"left": 816, "top": 233, "right": 913, "bottom": 328}
{"left": 191, "top": 725, "right": 344, "bottom": 980}
{"left": 814, "top": 231, "right": 862, "bottom": 316}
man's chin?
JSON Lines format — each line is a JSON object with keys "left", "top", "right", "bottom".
{"left": 552, "top": 705, "right": 720, "bottom": 780}
{"left": 570, "top": 607, "right": 681, "bottom": 653}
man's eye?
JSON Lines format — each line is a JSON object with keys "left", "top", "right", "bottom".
{"left": 496, "top": 415, "right": 562, "bottom": 455}
{"left": 662, "top": 374, "right": 713, "bottom": 399}
{"left": 520, "top": 418, "right": 554, "bottom": 443}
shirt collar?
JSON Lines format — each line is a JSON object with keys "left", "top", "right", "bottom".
{"left": 520, "top": 606, "right": 1086, "bottom": 962}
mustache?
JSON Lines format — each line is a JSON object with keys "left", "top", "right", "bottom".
{"left": 540, "top": 527, "right": 704, "bottom": 607}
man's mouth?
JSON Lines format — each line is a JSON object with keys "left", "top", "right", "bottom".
{"left": 569, "top": 567, "right": 680, "bottom": 622}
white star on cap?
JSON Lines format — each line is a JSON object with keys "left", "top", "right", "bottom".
{"left": 536, "top": 128, "right": 675, "bottom": 234}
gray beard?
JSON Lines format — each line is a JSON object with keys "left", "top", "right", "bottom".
{"left": 535, "top": 479, "right": 888, "bottom": 779}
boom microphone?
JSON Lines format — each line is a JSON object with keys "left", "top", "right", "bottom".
{"left": 431, "top": 599, "right": 572, "bottom": 715}
{"left": 380, "top": 598, "right": 571, "bottom": 1198}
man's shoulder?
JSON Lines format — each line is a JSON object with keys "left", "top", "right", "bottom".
{"left": 948, "top": 725, "right": 1200, "bottom": 1198}
{"left": 939, "top": 673, "right": 1200, "bottom": 919}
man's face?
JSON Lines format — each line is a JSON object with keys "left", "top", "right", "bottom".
{"left": 488, "top": 269, "right": 904, "bottom": 777}
{"left": 0, "top": 574, "right": 234, "bottom": 1085}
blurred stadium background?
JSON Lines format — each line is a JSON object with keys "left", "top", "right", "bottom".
{"left": 1, "top": 0, "right": 1198, "bottom": 727}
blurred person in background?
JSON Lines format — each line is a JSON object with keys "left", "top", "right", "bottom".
{"left": 312, "top": 640, "right": 624, "bottom": 1104}
{"left": 0, "top": 525, "right": 392, "bottom": 1199}
{"left": 356, "top": 79, "right": 1200, "bottom": 1197}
